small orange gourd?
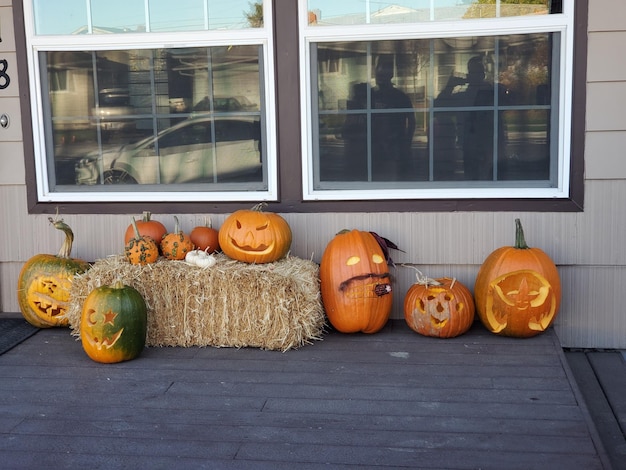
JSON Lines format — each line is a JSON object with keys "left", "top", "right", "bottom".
{"left": 124, "top": 217, "right": 159, "bottom": 265}
{"left": 190, "top": 217, "right": 220, "bottom": 254}
{"left": 123, "top": 211, "right": 167, "bottom": 249}
{"left": 474, "top": 219, "right": 561, "bottom": 338}
{"left": 161, "top": 216, "right": 194, "bottom": 260}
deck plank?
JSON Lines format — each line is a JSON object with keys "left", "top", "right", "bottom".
{"left": 0, "top": 321, "right": 607, "bottom": 469}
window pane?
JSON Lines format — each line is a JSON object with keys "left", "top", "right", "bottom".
{"left": 307, "top": 1, "right": 552, "bottom": 26}
{"left": 33, "top": 0, "right": 263, "bottom": 35}
{"left": 34, "top": 0, "right": 87, "bottom": 35}
{"left": 44, "top": 46, "right": 265, "bottom": 189}
{"left": 313, "top": 32, "right": 556, "bottom": 187}
{"left": 91, "top": 0, "right": 146, "bottom": 33}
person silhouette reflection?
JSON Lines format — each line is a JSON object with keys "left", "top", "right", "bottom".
{"left": 435, "top": 56, "right": 501, "bottom": 181}
{"left": 370, "top": 55, "right": 416, "bottom": 180}
{"left": 341, "top": 57, "right": 415, "bottom": 181}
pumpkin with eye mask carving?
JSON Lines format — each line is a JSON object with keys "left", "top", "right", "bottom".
{"left": 320, "top": 229, "right": 393, "bottom": 334}
{"left": 219, "top": 203, "right": 292, "bottom": 264}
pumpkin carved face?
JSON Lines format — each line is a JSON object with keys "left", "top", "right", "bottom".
{"left": 219, "top": 204, "right": 292, "bottom": 264}
{"left": 17, "top": 217, "right": 90, "bottom": 328}
{"left": 80, "top": 281, "right": 147, "bottom": 363}
{"left": 19, "top": 256, "right": 89, "bottom": 328}
{"left": 404, "top": 277, "right": 475, "bottom": 338}
{"left": 474, "top": 219, "right": 561, "bottom": 338}
{"left": 320, "top": 229, "right": 392, "bottom": 334}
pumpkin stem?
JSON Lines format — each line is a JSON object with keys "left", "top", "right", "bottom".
{"left": 142, "top": 211, "right": 152, "bottom": 222}
{"left": 514, "top": 218, "right": 530, "bottom": 250}
{"left": 111, "top": 279, "right": 125, "bottom": 289}
{"left": 173, "top": 215, "right": 180, "bottom": 233}
{"left": 130, "top": 216, "right": 142, "bottom": 241}
{"left": 251, "top": 202, "right": 268, "bottom": 212}
{"left": 48, "top": 213, "right": 75, "bottom": 259}
{"left": 401, "top": 264, "right": 441, "bottom": 287}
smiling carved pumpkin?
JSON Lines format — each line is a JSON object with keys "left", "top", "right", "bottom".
{"left": 474, "top": 219, "right": 561, "bottom": 338}
{"left": 404, "top": 275, "right": 475, "bottom": 338}
{"left": 80, "top": 280, "right": 147, "bottom": 363}
{"left": 320, "top": 229, "right": 393, "bottom": 334}
{"left": 219, "top": 203, "right": 292, "bottom": 264}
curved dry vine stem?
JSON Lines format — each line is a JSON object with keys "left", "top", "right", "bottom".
{"left": 400, "top": 264, "right": 442, "bottom": 287}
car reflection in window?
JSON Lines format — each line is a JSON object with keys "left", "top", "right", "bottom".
{"left": 75, "top": 116, "right": 262, "bottom": 185}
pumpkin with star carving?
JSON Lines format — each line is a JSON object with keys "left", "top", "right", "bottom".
{"left": 80, "top": 280, "right": 147, "bottom": 363}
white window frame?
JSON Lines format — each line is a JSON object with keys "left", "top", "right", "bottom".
{"left": 22, "top": 1, "right": 278, "bottom": 203}
{"left": 298, "top": 1, "right": 575, "bottom": 201}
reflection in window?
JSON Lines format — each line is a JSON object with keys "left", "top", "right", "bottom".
{"left": 313, "top": 33, "right": 556, "bottom": 187}
{"left": 33, "top": 0, "right": 263, "bottom": 35}
{"left": 307, "top": 0, "right": 556, "bottom": 26}
{"left": 45, "top": 46, "right": 265, "bottom": 188}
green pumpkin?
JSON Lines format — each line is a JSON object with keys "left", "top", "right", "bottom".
{"left": 17, "top": 217, "right": 90, "bottom": 328}
{"left": 80, "top": 281, "right": 147, "bottom": 363}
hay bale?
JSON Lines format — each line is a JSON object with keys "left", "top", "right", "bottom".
{"left": 67, "top": 254, "right": 326, "bottom": 351}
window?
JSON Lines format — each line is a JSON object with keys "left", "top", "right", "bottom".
{"left": 23, "top": 0, "right": 276, "bottom": 203}
{"left": 300, "top": 0, "right": 576, "bottom": 201}
{"left": 17, "top": 0, "right": 585, "bottom": 212}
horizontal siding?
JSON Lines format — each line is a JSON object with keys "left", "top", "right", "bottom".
{"left": 585, "top": 131, "right": 626, "bottom": 179}
{"left": 588, "top": 0, "right": 626, "bottom": 32}
{"left": 586, "top": 82, "right": 626, "bottom": 132}
{"left": 587, "top": 31, "right": 626, "bottom": 82}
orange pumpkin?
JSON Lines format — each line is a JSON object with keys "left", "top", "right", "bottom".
{"left": 161, "top": 216, "right": 194, "bottom": 260}
{"left": 124, "top": 217, "right": 159, "bottom": 265}
{"left": 320, "top": 229, "right": 392, "bottom": 334}
{"left": 190, "top": 217, "right": 220, "bottom": 253}
{"left": 17, "top": 216, "right": 91, "bottom": 328}
{"left": 404, "top": 275, "right": 474, "bottom": 338}
{"left": 219, "top": 203, "right": 292, "bottom": 264}
{"left": 474, "top": 219, "right": 561, "bottom": 338}
{"left": 123, "top": 211, "right": 167, "bottom": 248}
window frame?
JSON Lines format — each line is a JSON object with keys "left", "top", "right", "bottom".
{"left": 20, "top": 0, "right": 279, "bottom": 204}
{"left": 299, "top": 1, "right": 577, "bottom": 202}
{"left": 14, "top": 0, "right": 586, "bottom": 214}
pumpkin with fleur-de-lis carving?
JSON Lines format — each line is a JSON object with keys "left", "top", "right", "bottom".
{"left": 474, "top": 219, "right": 561, "bottom": 338}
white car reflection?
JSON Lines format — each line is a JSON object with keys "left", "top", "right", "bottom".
{"left": 75, "top": 116, "right": 262, "bottom": 185}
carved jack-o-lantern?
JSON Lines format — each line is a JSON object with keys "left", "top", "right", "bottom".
{"left": 483, "top": 270, "right": 557, "bottom": 335}
{"left": 320, "top": 229, "right": 393, "bottom": 334}
{"left": 219, "top": 203, "right": 292, "bottom": 264}
{"left": 80, "top": 281, "right": 147, "bottom": 363}
{"left": 474, "top": 219, "right": 561, "bottom": 338}
{"left": 17, "top": 216, "right": 91, "bottom": 328}
{"left": 404, "top": 276, "right": 475, "bottom": 338}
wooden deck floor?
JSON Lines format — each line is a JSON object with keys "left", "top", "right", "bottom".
{"left": 0, "top": 320, "right": 609, "bottom": 469}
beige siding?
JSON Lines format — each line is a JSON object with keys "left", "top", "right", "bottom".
{"left": 2, "top": 1, "right": 626, "bottom": 348}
